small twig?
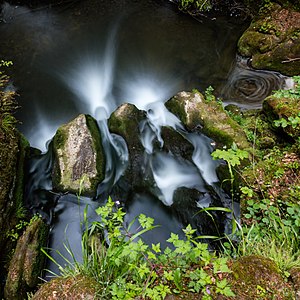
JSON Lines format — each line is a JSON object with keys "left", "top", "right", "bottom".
{"left": 282, "top": 57, "right": 300, "bottom": 63}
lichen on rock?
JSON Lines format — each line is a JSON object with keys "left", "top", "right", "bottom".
{"left": 52, "top": 114, "right": 105, "bottom": 196}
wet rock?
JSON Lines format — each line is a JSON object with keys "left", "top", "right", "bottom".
{"left": 4, "top": 217, "right": 49, "bottom": 300}
{"left": 238, "top": 3, "right": 300, "bottom": 76}
{"left": 108, "top": 103, "right": 146, "bottom": 190}
{"left": 31, "top": 274, "right": 100, "bottom": 300}
{"left": 166, "top": 91, "right": 250, "bottom": 149}
{"left": 230, "top": 255, "right": 294, "bottom": 299}
{"left": 52, "top": 114, "right": 105, "bottom": 196}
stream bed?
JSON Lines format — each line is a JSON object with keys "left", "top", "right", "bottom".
{"left": 0, "top": 0, "right": 289, "bottom": 278}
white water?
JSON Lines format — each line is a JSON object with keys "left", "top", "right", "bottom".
{"left": 56, "top": 20, "right": 220, "bottom": 207}
{"left": 150, "top": 152, "right": 204, "bottom": 206}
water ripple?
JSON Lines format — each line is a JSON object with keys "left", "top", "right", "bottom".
{"left": 221, "top": 56, "right": 290, "bottom": 109}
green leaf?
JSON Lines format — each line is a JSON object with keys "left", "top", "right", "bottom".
{"left": 152, "top": 243, "right": 161, "bottom": 253}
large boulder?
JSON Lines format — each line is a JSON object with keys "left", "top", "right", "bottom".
{"left": 238, "top": 3, "right": 300, "bottom": 76}
{"left": 4, "top": 217, "right": 49, "bottom": 300}
{"left": 166, "top": 91, "right": 250, "bottom": 150}
{"left": 52, "top": 114, "right": 105, "bottom": 196}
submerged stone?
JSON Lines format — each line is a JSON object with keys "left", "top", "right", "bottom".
{"left": 166, "top": 91, "right": 250, "bottom": 150}
{"left": 52, "top": 114, "right": 105, "bottom": 196}
{"left": 238, "top": 3, "right": 300, "bottom": 76}
{"left": 4, "top": 217, "right": 49, "bottom": 300}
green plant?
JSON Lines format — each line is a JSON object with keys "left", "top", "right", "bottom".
{"left": 6, "top": 214, "right": 41, "bottom": 242}
{"left": 272, "top": 76, "right": 300, "bottom": 99}
{"left": 179, "top": 0, "right": 212, "bottom": 12}
{"left": 204, "top": 85, "right": 215, "bottom": 102}
{"left": 258, "top": 21, "right": 273, "bottom": 34}
{"left": 0, "top": 60, "right": 13, "bottom": 87}
{"left": 274, "top": 112, "right": 300, "bottom": 129}
{"left": 43, "top": 197, "right": 234, "bottom": 299}
{"left": 211, "top": 143, "right": 248, "bottom": 192}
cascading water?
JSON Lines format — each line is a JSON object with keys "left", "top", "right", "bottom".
{"left": 1, "top": 0, "right": 292, "bottom": 279}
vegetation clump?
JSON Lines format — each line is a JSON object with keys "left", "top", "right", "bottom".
{"left": 215, "top": 75, "right": 300, "bottom": 297}
{"left": 40, "top": 197, "right": 234, "bottom": 300}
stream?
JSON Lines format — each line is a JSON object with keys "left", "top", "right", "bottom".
{"left": 0, "top": 0, "right": 290, "bottom": 278}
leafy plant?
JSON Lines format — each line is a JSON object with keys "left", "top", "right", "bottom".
{"left": 204, "top": 85, "right": 215, "bottom": 102}
{"left": 6, "top": 214, "right": 41, "bottom": 242}
{"left": 274, "top": 112, "right": 300, "bottom": 129}
{"left": 179, "top": 0, "right": 212, "bottom": 12}
{"left": 272, "top": 75, "right": 300, "bottom": 99}
{"left": 43, "top": 197, "right": 234, "bottom": 299}
{"left": 211, "top": 143, "right": 248, "bottom": 193}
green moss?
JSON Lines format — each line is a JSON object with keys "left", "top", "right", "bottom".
{"left": 230, "top": 255, "right": 294, "bottom": 299}
{"left": 53, "top": 127, "right": 67, "bottom": 149}
{"left": 23, "top": 217, "right": 49, "bottom": 287}
{"left": 165, "top": 98, "right": 188, "bottom": 126}
{"left": 85, "top": 114, "right": 105, "bottom": 191}
{"left": 238, "top": 2, "right": 300, "bottom": 76}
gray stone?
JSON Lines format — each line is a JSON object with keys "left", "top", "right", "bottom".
{"left": 52, "top": 114, "right": 105, "bottom": 196}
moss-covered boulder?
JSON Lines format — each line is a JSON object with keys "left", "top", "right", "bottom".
{"left": 230, "top": 255, "right": 294, "bottom": 299}
{"left": 32, "top": 274, "right": 100, "bottom": 300}
{"left": 4, "top": 217, "right": 49, "bottom": 300}
{"left": 52, "top": 114, "right": 105, "bottom": 196}
{"left": 238, "top": 2, "right": 300, "bottom": 76}
{"left": 166, "top": 91, "right": 250, "bottom": 150}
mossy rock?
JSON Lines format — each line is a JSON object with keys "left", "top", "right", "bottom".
{"left": 52, "top": 114, "right": 105, "bottom": 196}
{"left": 108, "top": 103, "right": 146, "bottom": 145}
{"left": 166, "top": 91, "right": 250, "bottom": 150}
{"left": 4, "top": 217, "right": 49, "bottom": 300}
{"left": 262, "top": 93, "right": 300, "bottom": 141}
{"left": 32, "top": 274, "right": 100, "bottom": 300}
{"left": 108, "top": 103, "right": 147, "bottom": 192}
{"left": 230, "top": 255, "right": 294, "bottom": 299}
{"left": 238, "top": 3, "right": 300, "bottom": 76}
